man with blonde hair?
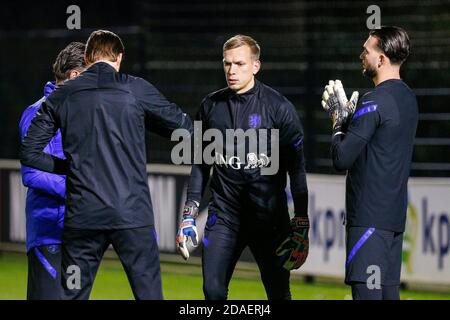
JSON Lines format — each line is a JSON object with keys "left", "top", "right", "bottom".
{"left": 21, "top": 30, "right": 192, "bottom": 300}
{"left": 176, "top": 35, "right": 309, "bottom": 300}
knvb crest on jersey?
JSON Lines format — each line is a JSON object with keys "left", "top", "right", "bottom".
{"left": 248, "top": 113, "right": 262, "bottom": 129}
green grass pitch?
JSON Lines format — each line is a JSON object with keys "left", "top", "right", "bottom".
{"left": 1, "top": 252, "right": 449, "bottom": 300}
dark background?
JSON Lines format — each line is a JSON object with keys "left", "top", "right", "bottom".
{"left": 1, "top": 0, "right": 449, "bottom": 176}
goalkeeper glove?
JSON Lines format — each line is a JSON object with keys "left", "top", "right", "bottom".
{"left": 321, "top": 80, "right": 359, "bottom": 131}
{"left": 276, "top": 216, "right": 310, "bottom": 271}
{"left": 176, "top": 200, "right": 199, "bottom": 260}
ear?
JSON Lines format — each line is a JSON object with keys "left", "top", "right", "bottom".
{"left": 378, "top": 54, "right": 386, "bottom": 68}
{"left": 68, "top": 69, "right": 81, "bottom": 80}
{"left": 116, "top": 53, "right": 123, "bottom": 70}
{"left": 253, "top": 59, "right": 261, "bottom": 75}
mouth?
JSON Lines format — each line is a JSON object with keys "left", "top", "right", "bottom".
{"left": 228, "top": 79, "right": 238, "bottom": 85}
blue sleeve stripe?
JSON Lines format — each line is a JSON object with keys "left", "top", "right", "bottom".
{"left": 346, "top": 227, "right": 375, "bottom": 266}
{"left": 34, "top": 247, "right": 57, "bottom": 279}
{"left": 293, "top": 136, "right": 303, "bottom": 148}
{"left": 352, "top": 104, "right": 377, "bottom": 120}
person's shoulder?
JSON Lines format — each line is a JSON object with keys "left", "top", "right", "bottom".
{"left": 372, "top": 81, "right": 407, "bottom": 111}
{"left": 348, "top": 89, "right": 382, "bottom": 123}
{"left": 199, "top": 87, "right": 230, "bottom": 112}
{"left": 358, "top": 88, "right": 386, "bottom": 110}
{"left": 190, "top": 87, "right": 228, "bottom": 119}
{"left": 24, "top": 96, "right": 46, "bottom": 114}
{"left": 116, "top": 75, "right": 160, "bottom": 100}
{"left": 394, "top": 79, "right": 415, "bottom": 96}
{"left": 356, "top": 83, "right": 407, "bottom": 122}
{"left": 44, "top": 85, "right": 66, "bottom": 107}
{"left": 46, "top": 81, "right": 79, "bottom": 108}
{"left": 372, "top": 79, "right": 414, "bottom": 99}
{"left": 127, "top": 75, "right": 159, "bottom": 93}
{"left": 48, "top": 71, "right": 93, "bottom": 102}
{"left": 259, "top": 81, "right": 290, "bottom": 105}
{"left": 126, "top": 74, "right": 146, "bottom": 84}
{"left": 19, "top": 96, "right": 46, "bottom": 130}
{"left": 359, "top": 88, "right": 378, "bottom": 103}
{"left": 204, "top": 87, "right": 231, "bottom": 103}
{"left": 259, "top": 82, "right": 297, "bottom": 120}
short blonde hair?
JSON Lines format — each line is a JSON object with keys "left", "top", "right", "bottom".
{"left": 223, "top": 34, "right": 260, "bottom": 60}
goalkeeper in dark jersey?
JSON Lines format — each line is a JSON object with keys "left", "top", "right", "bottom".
{"left": 175, "top": 35, "right": 309, "bottom": 300}
{"left": 321, "top": 26, "right": 418, "bottom": 300}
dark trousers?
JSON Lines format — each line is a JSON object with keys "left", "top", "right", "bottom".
{"left": 202, "top": 213, "right": 291, "bottom": 300}
{"left": 61, "top": 225, "right": 163, "bottom": 300}
{"left": 27, "top": 244, "right": 63, "bottom": 300}
{"left": 351, "top": 282, "right": 400, "bottom": 300}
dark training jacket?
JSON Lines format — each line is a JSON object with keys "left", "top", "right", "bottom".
{"left": 187, "top": 80, "right": 308, "bottom": 223}
{"left": 20, "top": 62, "right": 193, "bottom": 229}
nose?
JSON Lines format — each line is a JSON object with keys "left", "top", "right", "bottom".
{"left": 228, "top": 63, "right": 236, "bottom": 75}
{"left": 359, "top": 52, "right": 364, "bottom": 60}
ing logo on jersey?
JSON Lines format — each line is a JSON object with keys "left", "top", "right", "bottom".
{"left": 214, "top": 152, "right": 270, "bottom": 170}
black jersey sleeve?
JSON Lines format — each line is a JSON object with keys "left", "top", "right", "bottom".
{"left": 186, "top": 100, "right": 212, "bottom": 203}
{"left": 134, "top": 78, "right": 193, "bottom": 137}
{"left": 331, "top": 92, "right": 381, "bottom": 170}
{"left": 276, "top": 100, "right": 308, "bottom": 217}
{"left": 346, "top": 93, "right": 380, "bottom": 141}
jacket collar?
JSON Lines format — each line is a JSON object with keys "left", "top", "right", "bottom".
{"left": 89, "top": 61, "right": 117, "bottom": 73}
{"left": 229, "top": 79, "right": 260, "bottom": 101}
{"left": 43, "top": 82, "right": 56, "bottom": 97}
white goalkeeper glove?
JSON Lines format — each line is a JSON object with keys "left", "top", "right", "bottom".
{"left": 176, "top": 200, "right": 199, "bottom": 260}
{"left": 321, "top": 80, "right": 359, "bottom": 131}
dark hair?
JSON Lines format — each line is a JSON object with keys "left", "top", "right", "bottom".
{"left": 85, "top": 30, "right": 125, "bottom": 65}
{"left": 223, "top": 34, "right": 261, "bottom": 60}
{"left": 369, "top": 26, "right": 410, "bottom": 65}
{"left": 52, "top": 42, "right": 86, "bottom": 82}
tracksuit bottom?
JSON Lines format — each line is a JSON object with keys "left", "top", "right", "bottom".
{"left": 27, "top": 244, "right": 63, "bottom": 300}
{"left": 61, "top": 225, "right": 163, "bottom": 300}
{"left": 202, "top": 212, "right": 291, "bottom": 300}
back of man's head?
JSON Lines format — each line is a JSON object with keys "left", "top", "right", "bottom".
{"left": 85, "top": 30, "right": 125, "bottom": 65}
{"left": 53, "top": 42, "right": 86, "bottom": 83}
{"left": 369, "top": 26, "right": 410, "bottom": 65}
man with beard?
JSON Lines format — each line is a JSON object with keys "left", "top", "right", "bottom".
{"left": 321, "top": 26, "right": 418, "bottom": 300}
